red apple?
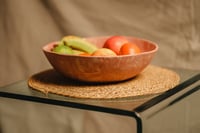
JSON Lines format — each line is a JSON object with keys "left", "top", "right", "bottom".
{"left": 103, "top": 36, "right": 128, "bottom": 55}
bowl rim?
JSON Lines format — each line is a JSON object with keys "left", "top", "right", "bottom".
{"left": 42, "top": 36, "right": 159, "bottom": 58}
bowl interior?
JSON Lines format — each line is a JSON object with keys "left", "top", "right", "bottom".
{"left": 85, "top": 36, "right": 157, "bottom": 53}
{"left": 43, "top": 36, "right": 157, "bottom": 56}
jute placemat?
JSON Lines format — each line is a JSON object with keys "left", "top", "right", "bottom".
{"left": 28, "top": 65, "right": 180, "bottom": 99}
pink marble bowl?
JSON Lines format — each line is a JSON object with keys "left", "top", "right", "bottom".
{"left": 43, "top": 36, "right": 158, "bottom": 83}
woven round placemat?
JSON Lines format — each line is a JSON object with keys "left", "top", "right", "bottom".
{"left": 28, "top": 65, "right": 180, "bottom": 99}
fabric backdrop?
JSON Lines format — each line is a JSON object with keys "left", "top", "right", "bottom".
{"left": 0, "top": 0, "right": 200, "bottom": 87}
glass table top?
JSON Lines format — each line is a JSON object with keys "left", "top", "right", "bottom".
{"left": 0, "top": 67, "right": 199, "bottom": 114}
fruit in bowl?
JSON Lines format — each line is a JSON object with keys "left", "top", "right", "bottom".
{"left": 103, "top": 36, "right": 128, "bottom": 55}
{"left": 43, "top": 35, "right": 158, "bottom": 82}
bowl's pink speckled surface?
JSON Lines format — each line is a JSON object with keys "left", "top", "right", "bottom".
{"left": 43, "top": 36, "right": 158, "bottom": 82}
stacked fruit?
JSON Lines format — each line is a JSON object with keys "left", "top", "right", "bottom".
{"left": 52, "top": 36, "right": 141, "bottom": 56}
